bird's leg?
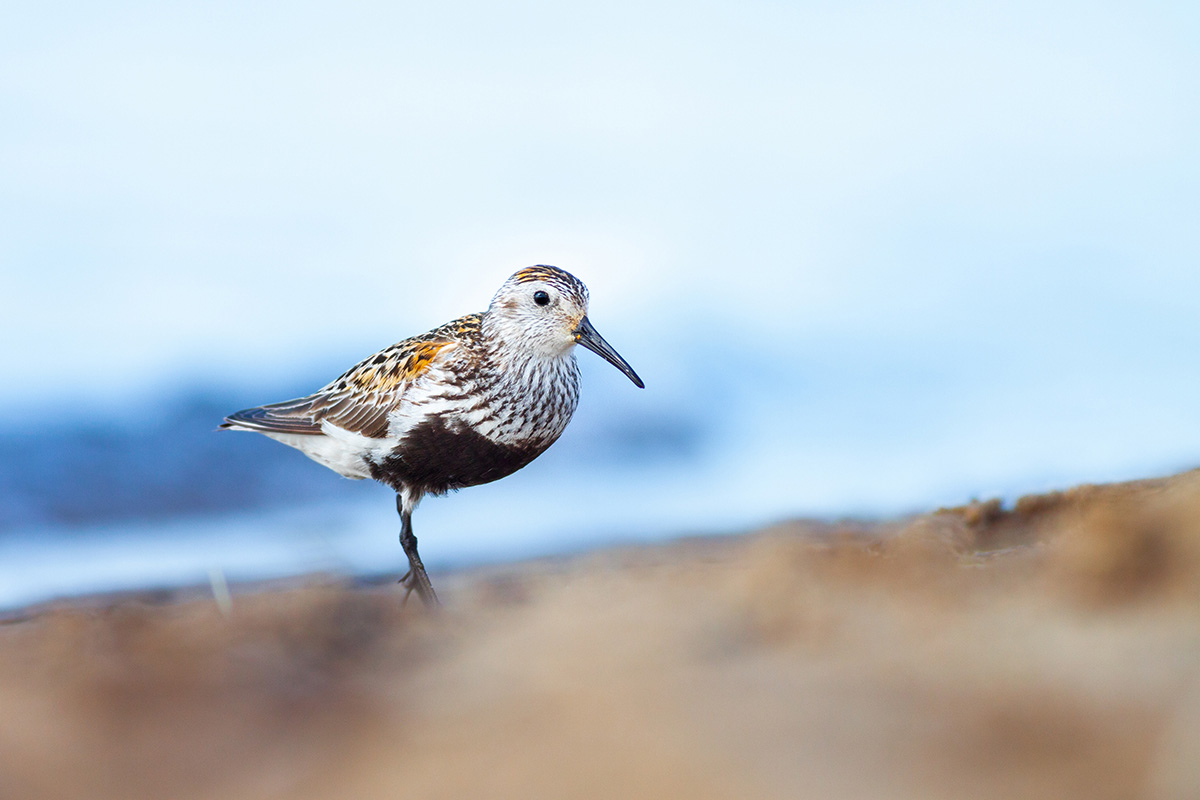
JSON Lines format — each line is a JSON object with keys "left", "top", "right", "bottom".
{"left": 396, "top": 495, "right": 439, "bottom": 607}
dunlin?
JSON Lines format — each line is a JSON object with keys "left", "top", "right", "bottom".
{"left": 221, "top": 265, "right": 643, "bottom": 605}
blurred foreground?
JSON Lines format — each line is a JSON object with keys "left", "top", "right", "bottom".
{"left": 4, "top": 471, "right": 1200, "bottom": 799}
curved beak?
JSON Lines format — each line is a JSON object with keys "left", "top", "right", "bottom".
{"left": 574, "top": 316, "right": 645, "bottom": 388}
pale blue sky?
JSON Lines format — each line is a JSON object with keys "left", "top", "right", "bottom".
{"left": 2, "top": 0, "right": 1198, "bottom": 511}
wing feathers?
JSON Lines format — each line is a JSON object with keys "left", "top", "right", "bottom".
{"left": 221, "top": 318, "right": 476, "bottom": 440}
{"left": 220, "top": 398, "right": 324, "bottom": 434}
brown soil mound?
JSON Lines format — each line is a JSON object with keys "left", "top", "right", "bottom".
{"left": 3, "top": 470, "right": 1200, "bottom": 800}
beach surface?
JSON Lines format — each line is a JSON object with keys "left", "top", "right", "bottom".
{"left": 4, "top": 471, "right": 1200, "bottom": 800}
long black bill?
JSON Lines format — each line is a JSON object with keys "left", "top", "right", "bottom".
{"left": 574, "top": 316, "right": 645, "bottom": 388}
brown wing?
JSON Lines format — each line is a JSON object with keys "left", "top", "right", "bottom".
{"left": 221, "top": 313, "right": 480, "bottom": 439}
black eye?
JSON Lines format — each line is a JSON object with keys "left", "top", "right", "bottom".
{"left": 533, "top": 290, "right": 550, "bottom": 306}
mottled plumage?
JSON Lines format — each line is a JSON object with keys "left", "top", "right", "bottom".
{"left": 221, "top": 265, "right": 643, "bottom": 605}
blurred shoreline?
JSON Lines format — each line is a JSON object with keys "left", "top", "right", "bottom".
{"left": 4, "top": 469, "right": 1200, "bottom": 798}
{"left": 8, "top": 383, "right": 1199, "bottom": 613}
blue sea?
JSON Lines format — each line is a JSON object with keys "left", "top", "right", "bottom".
{"left": 4, "top": 334, "right": 1197, "bottom": 610}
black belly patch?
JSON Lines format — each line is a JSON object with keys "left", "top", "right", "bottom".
{"left": 369, "top": 418, "right": 547, "bottom": 497}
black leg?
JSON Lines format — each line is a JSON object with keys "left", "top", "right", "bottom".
{"left": 397, "top": 495, "right": 439, "bottom": 607}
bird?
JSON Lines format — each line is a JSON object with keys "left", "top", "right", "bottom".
{"left": 220, "top": 265, "right": 644, "bottom": 606}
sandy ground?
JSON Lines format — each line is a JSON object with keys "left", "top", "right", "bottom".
{"left": 4, "top": 471, "right": 1200, "bottom": 800}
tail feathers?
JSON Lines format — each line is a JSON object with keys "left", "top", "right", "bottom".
{"left": 221, "top": 396, "right": 324, "bottom": 435}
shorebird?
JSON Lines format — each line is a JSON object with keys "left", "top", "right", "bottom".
{"left": 221, "top": 265, "right": 643, "bottom": 606}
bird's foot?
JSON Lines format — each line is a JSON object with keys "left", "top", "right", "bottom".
{"left": 398, "top": 568, "right": 439, "bottom": 608}
{"left": 397, "top": 570, "right": 415, "bottom": 606}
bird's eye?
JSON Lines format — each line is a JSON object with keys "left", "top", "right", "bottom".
{"left": 533, "top": 290, "right": 550, "bottom": 306}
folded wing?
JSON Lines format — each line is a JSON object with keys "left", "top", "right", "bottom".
{"left": 221, "top": 337, "right": 460, "bottom": 440}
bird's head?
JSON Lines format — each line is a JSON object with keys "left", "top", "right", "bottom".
{"left": 487, "top": 265, "right": 644, "bottom": 388}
